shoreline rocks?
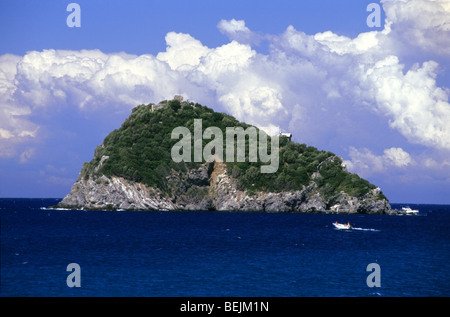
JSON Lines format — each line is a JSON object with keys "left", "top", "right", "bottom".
{"left": 57, "top": 161, "right": 396, "bottom": 214}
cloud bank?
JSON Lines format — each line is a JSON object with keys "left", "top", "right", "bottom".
{"left": 1, "top": 0, "right": 449, "bottom": 183}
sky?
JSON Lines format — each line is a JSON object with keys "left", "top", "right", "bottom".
{"left": 0, "top": 0, "right": 449, "bottom": 204}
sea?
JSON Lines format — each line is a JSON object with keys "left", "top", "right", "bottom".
{"left": 0, "top": 198, "right": 449, "bottom": 297}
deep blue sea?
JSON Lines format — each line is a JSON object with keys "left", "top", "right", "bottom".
{"left": 0, "top": 198, "right": 449, "bottom": 297}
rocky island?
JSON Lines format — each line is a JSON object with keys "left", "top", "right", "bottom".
{"left": 58, "top": 97, "right": 396, "bottom": 214}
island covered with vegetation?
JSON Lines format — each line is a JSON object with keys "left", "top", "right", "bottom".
{"left": 58, "top": 97, "right": 392, "bottom": 213}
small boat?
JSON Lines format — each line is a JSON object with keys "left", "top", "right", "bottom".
{"left": 402, "top": 207, "right": 419, "bottom": 215}
{"left": 333, "top": 222, "right": 352, "bottom": 230}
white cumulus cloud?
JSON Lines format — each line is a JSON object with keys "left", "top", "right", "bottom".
{"left": 157, "top": 32, "right": 210, "bottom": 71}
{"left": 383, "top": 147, "right": 414, "bottom": 167}
{"left": 0, "top": 0, "right": 449, "bottom": 171}
{"left": 361, "top": 56, "right": 450, "bottom": 150}
{"left": 381, "top": 0, "right": 450, "bottom": 55}
{"left": 217, "top": 19, "right": 263, "bottom": 45}
{"left": 344, "top": 147, "right": 414, "bottom": 176}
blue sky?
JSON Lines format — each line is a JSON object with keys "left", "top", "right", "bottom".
{"left": 0, "top": 0, "right": 380, "bottom": 55}
{"left": 1, "top": 0, "right": 449, "bottom": 204}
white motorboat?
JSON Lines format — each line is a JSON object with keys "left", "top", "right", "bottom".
{"left": 333, "top": 222, "right": 352, "bottom": 230}
{"left": 402, "top": 207, "right": 419, "bottom": 215}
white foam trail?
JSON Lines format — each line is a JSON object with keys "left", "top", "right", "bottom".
{"left": 40, "top": 207, "right": 71, "bottom": 211}
{"left": 352, "top": 227, "right": 380, "bottom": 232}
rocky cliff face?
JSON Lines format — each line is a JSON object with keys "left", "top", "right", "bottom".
{"left": 58, "top": 159, "right": 393, "bottom": 214}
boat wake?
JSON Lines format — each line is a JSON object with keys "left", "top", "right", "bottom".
{"left": 40, "top": 206, "right": 71, "bottom": 211}
{"left": 351, "top": 227, "right": 380, "bottom": 232}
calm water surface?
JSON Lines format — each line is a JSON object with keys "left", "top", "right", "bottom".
{"left": 1, "top": 199, "right": 449, "bottom": 296}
